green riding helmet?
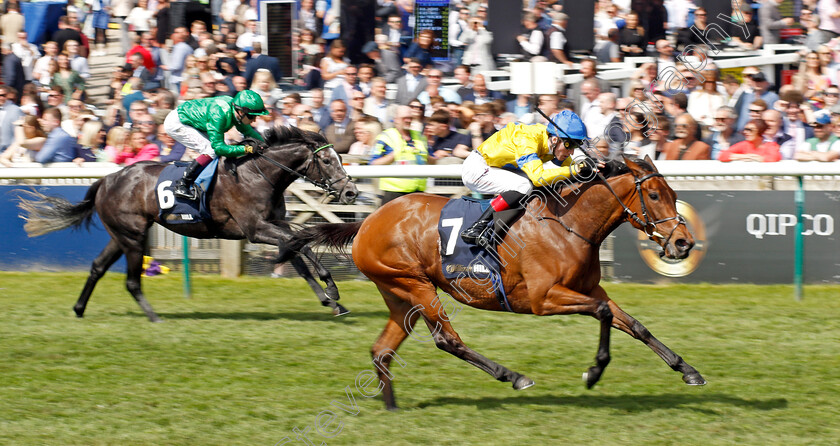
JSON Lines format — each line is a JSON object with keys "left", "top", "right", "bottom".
{"left": 232, "top": 90, "right": 270, "bottom": 121}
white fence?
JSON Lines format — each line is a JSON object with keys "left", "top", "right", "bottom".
{"left": 2, "top": 161, "right": 839, "bottom": 281}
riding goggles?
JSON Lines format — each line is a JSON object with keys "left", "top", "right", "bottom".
{"left": 561, "top": 139, "right": 585, "bottom": 150}
{"left": 236, "top": 105, "right": 270, "bottom": 118}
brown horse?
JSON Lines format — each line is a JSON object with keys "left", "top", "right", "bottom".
{"left": 18, "top": 126, "right": 358, "bottom": 322}
{"left": 302, "top": 155, "right": 705, "bottom": 410}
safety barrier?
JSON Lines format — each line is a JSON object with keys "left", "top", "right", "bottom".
{"left": 2, "top": 161, "right": 839, "bottom": 294}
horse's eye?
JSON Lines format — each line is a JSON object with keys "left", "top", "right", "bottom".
{"left": 322, "top": 157, "right": 331, "bottom": 165}
{"left": 648, "top": 191, "right": 659, "bottom": 200}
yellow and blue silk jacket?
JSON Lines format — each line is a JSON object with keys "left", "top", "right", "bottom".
{"left": 476, "top": 123, "right": 578, "bottom": 187}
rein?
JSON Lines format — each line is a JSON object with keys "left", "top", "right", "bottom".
{"left": 594, "top": 168, "right": 686, "bottom": 245}
{"left": 253, "top": 143, "right": 350, "bottom": 195}
{"left": 574, "top": 140, "right": 686, "bottom": 245}
{"left": 538, "top": 159, "right": 685, "bottom": 246}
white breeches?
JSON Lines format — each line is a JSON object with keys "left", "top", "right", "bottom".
{"left": 164, "top": 110, "right": 216, "bottom": 158}
{"left": 461, "top": 151, "right": 534, "bottom": 195}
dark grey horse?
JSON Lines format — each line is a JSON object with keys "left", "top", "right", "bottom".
{"left": 18, "top": 126, "right": 358, "bottom": 322}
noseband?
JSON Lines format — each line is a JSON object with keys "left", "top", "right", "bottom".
{"left": 254, "top": 143, "right": 351, "bottom": 196}
{"left": 601, "top": 170, "right": 686, "bottom": 245}
{"left": 628, "top": 172, "right": 685, "bottom": 245}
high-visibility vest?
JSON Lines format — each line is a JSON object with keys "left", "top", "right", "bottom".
{"left": 375, "top": 128, "right": 428, "bottom": 193}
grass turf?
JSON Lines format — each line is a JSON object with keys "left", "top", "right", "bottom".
{"left": 1, "top": 272, "right": 839, "bottom": 445}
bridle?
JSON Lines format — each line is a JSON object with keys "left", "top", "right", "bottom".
{"left": 252, "top": 143, "right": 352, "bottom": 196}
{"left": 539, "top": 168, "right": 685, "bottom": 247}
{"left": 533, "top": 107, "right": 685, "bottom": 247}
{"left": 598, "top": 168, "right": 686, "bottom": 246}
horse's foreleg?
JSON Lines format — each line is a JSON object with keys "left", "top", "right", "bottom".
{"left": 74, "top": 239, "right": 123, "bottom": 318}
{"left": 537, "top": 285, "right": 614, "bottom": 388}
{"left": 124, "top": 250, "right": 162, "bottom": 323}
{"left": 289, "top": 254, "right": 349, "bottom": 316}
{"left": 299, "top": 245, "right": 340, "bottom": 302}
{"left": 603, "top": 293, "right": 706, "bottom": 386}
{"left": 254, "top": 223, "right": 346, "bottom": 315}
{"left": 585, "top": 300, "right": 613, "bottom": 389}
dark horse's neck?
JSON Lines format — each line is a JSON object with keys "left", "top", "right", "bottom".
{"left": 537, "top": 171, "right": 639, "bottom": 247}
{"left": 237, "top": 144, "right": 309, "bottom": 199}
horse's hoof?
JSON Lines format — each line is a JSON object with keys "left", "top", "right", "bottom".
{"left": 149, "top": 317, "right": 164, "bottom": 323}
{"left": 73, "top": 307, "right": 84, "bottom": 318}
{"left": 326, "top": 287, "right": 341, "bottom": 302}
{"left": 332, "top": 304, "right": 350, "bottom": 316}
{"left": 684, "top": 372, "right": 707, "bottom": 386}
{"left": 513, "top": 375, "right": 535, "bottom": 390}
{"left": 583, "top": 367, "right": 603, "bottom": 389}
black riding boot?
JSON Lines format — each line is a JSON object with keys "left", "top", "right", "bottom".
{"left": 173, "top": 160, "right": 203, "bottom": 200}
{"left": 461, "top": 190, "right": 527, "bottom": 246}
{"left": 460, "top": 205, "right": 495, "bottom": 245}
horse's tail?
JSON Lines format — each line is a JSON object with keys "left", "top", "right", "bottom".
{"left": 297, "top": 221, "right": 364, "bottom": 254}
{"left": 17, "top": 180, "right": 102, "bottom": 237}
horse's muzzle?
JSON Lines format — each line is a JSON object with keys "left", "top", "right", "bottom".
{"left": 338, "top": 181, "right": 358, "bottom": 204}
{"left": 661, "top": 237, "right": 693, "bottom": 260}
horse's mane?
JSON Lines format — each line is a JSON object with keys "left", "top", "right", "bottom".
{"left": 599, "top": 157, "right": 655, "bottom": 178}
{"left": 263, "top": 125, "right": 326, "bottom": 148}
{"left": 538, "top": 156, "right": 656, "bottom": 197}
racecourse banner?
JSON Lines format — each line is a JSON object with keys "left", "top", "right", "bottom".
{"left": 612, "top": 190, "right": 840, "bottom": 284}
{"left": 1, "top": 185, "right": 126, "bottom": 272}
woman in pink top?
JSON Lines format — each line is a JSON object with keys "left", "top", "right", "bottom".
{"left": 719, "top": 119, "right": 782, "bottom": 162}
{"left": 114, "top": 129, "right": 160, "bottom": 165}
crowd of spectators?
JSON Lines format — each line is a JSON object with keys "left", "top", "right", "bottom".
{"left": 0, "top": 0, "right": 838, "bottom": 171}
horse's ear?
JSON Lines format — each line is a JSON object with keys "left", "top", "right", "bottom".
{"left": 644, "top": 154, "right": 659, "bottom": 173}
{"left": 622, "top": 153, "right": 636, "bottom": 168}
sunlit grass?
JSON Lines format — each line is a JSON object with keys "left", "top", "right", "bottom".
{"left": 1, "top": 272, "right": 838, "bottom": 445}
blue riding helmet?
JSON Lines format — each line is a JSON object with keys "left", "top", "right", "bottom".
{"left": 546, "top": 110, "right": 588, "bottom": 141}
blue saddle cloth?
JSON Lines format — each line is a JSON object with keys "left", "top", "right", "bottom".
{"left": 438, "top": 197, "right": 501, "bottom": 280}
{"left": 155, "top": 159, "right": 219, "bottom": 224}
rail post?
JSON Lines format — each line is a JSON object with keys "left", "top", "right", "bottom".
{"left": 794, "top": 176, "right": 804, "bottom": 301}
{"left": 182, "top": 236, "right": 192, "bottom": 299}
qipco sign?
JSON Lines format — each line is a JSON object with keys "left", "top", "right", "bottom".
{"left": 746, "top": 214, "right": 835, "bottom": 239}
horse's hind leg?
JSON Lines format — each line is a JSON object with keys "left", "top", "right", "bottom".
{"left": 123, "top": 248, "right": 162, "bottom": 323}
{"left": 384, "top": 278, "right": 534, "bottom": 393}
{"left": 74, "top": 239, "right": 123, "bottom": 318}
{"left": 597, "top": 287, "right": 705, "bottom": 385}
{"left": 371, "top": 286, "right": 420, "bottom": 411}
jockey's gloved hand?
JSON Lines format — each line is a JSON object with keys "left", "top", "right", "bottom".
{"left": 574, "top": 161, "right": 594, "bottom": 179}
{"left": 254, "top": 140, "right": 269, "bottom": 153}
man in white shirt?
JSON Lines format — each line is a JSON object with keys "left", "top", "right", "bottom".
{"left": 517, "top": 12, "right": 544, "bottom": 59}
{"left": 236, "top": 20, "right": 260, "bottom": 52}
{"left": 546, "top": 12, "right": 573, "bottom": 66}
{"left": 11, "top": 31, "right": 40, "bottom": 83}
{"left": 579, "top": 79, "right": 603, "bottom": 126}
{"left": 817, "top": 0, "right": 840, "bottom": 43}
{"left": 655, "top": 39, "right": 676, "bottom": 77}
{"left": 449, "top": 6, "right": 471, "bottom": 67}
{"left": 364, "top": 77, "right": 397, "bottom": 128}
{"left": 416, "top": 69, "right": 462, "bottom": 106}
{"left": 665, "top": 0, "right": 693, "bottom": 34}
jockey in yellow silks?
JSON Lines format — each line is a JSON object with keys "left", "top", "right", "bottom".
{"left": 460, "top": 110, "right": 599, "bottom": 246}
